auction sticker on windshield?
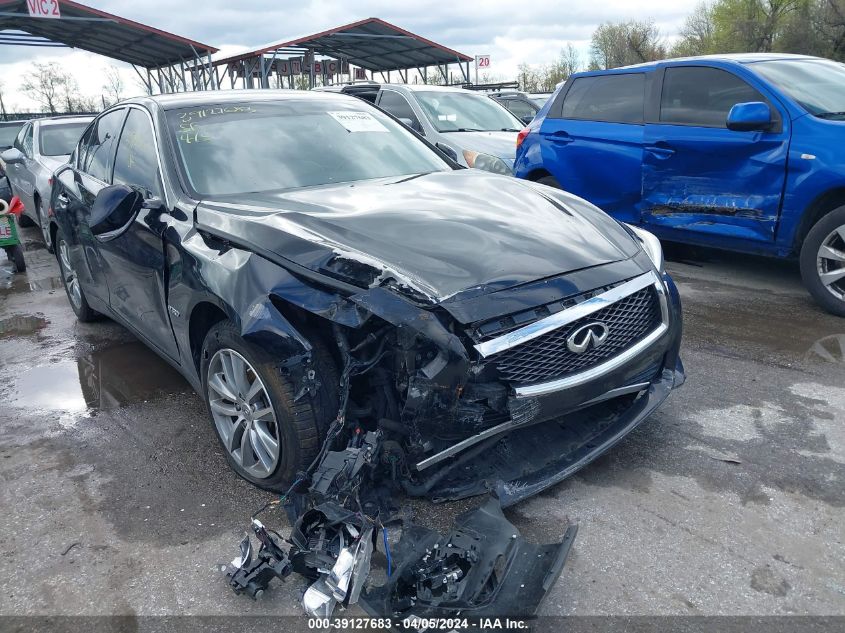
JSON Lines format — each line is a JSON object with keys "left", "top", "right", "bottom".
{"left": 328, "top": 111, "right": 388, "bottom": 133}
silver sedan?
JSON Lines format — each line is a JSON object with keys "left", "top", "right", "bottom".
{"left": 1, "top": 115, "right": 92, "bottom": 250}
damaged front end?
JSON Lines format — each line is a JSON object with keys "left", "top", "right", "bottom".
{"left": 223, "top": 248, "right": 682, "bottom": 618}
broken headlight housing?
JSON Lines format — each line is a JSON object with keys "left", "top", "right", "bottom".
{"left": 462, "top": 150, "right": 512, "bottom": 175}
{"left": 627, "top": 224, "right": 664, "bottom": 272}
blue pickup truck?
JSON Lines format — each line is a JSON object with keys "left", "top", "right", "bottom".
{"left": 514, "top": 54, "right": 845, "bottom": 316}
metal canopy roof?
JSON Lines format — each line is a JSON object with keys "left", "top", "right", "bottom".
{"left": 0, "top": 0, "right": 217, "bottom": 68}
{"left": 214, "top": 17, "right": 472, "bottom": 72}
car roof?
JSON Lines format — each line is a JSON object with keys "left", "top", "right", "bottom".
{"left": 379, "top": 83, "right": 483, "bottom": 94}
{"left": 573, "top": 53, "right": 824, "bottom": 77}
{"left": 35, "top": 115, "right": 95, "bottom": 127}
{"left": 123, "top": 88, "right": 360, "bottom": 111}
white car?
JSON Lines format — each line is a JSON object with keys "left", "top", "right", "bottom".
{"left": 316, "top": 83, "right": 522, "bottom": 174}
{"left": 1, "top": 115, "right": 92, "bottom": 250}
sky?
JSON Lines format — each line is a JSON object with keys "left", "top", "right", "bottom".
{"left": 0, "top": 0, "right": 701, "bottom": 111}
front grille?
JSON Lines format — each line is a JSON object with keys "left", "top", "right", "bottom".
{"left": 490, "top": 286, "right": 661, "bottom": 385}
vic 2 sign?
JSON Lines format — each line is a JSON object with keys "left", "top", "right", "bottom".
{"left": 27, "top": 0, "right": 61, "bottom": 18}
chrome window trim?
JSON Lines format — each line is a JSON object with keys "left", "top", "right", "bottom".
{"left": 474, "top": 270, "right": 661, "bottom": 358}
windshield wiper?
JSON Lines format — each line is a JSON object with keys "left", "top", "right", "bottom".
{"left": 500, "top": 128, "right": 521, "bottom": 132}
{"left": 443, "top": 127, "right": 484, "bottom": 132}
{"left": 815, "top": 111, "right": 845, "bottom": 119}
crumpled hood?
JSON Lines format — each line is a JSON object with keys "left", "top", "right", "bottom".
{"left": 194, "top": 170, "right": 641, "bottom": 304}
{"left": 442, "top": 130, "right": 519, "bottom": 162}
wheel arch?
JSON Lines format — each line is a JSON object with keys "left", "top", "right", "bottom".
{"left": 524, "top": 167, "right": 554, "bottom": 182}
{"left": 794, "top": 187, "right": 845, "bottom": 253}
{"left": 188, "top": 300, "right": 231, "bottom": 374}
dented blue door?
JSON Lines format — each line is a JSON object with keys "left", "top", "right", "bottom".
{"left": 641, "top": 65, "right": 790, "bottom": 243}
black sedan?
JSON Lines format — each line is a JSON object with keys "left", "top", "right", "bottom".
{"left": 50, "top": 90, "right": 684, "bottom": 505}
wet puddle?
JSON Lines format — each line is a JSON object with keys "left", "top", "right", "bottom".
{"left": 0, "top": 275, "right": 64, "bottom": 296}
{"left": 0, "top": 314, "right": 49, "bottom": 338}
{"left": 805, "top": 334, "right": 845, "bottom": 365}
{"left": 10, "top": 340, "right": 191, "bottom": 414}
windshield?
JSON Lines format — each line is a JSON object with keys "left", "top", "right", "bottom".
{"left": 414, "top": 91, "right": 523, "bottom": 132}
{"left": 0, "top": 123, "right": 24, "bottom": 148}
{"left": 752, "top": 59, "right": 845, "bottom": 119}
{"left": 39, "top": 122, "right": 90, "bottom": 156}
{"left": 167, "top": 100, "right": 451, "bottom": 197}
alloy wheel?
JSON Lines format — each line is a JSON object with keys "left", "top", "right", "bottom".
{"left": 58, "top": 239, "right": 82, "bottom": 310}
{"left": 817, "top": 224, "right": 845, "bottom": 301}
{"left": 207, "top": 348, "right": 281, "bottom": 479}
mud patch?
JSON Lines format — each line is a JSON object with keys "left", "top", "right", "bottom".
{"left": 750, "top": 565, "right": 791, "bottom": 597}
{"left": 0, "top": 314, "right": 48, "bottom": 338}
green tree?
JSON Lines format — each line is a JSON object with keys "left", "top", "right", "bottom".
{"left": 710, "top": 0, "right": 808, "bottom": 52}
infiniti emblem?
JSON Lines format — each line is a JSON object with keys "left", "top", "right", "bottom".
{"left": 566, "top": 321, "right": 610, "bottom": 354}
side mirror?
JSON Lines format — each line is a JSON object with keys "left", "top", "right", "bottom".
{"left": 726, "top": 102, "right": 772, "bottom": 132}
{"left": 435, "top": 142, "right": 458, "bottom": 162}
{"left": 89, "top": 184, "right": 143, "bottom": 236}
{"left": 521, "top": 115, "right": 534, "bottom": 125}
{"left": 1, "top": 148, "right": 25, "bottom": 165}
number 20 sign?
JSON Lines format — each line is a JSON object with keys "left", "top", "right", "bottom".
{"left": 476, "top": 55, "right": 491, "bottom": 69}
{"left": 27, "top": 0, "right": 61, "bottom": 18}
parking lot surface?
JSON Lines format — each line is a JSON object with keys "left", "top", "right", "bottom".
{"left": 0, "top": 228, "right": 842, "bottom": 617}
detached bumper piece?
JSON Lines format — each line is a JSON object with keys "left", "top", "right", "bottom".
{"left": 360, "top": 499, "right": 577, "bottom": 619}
{"left": 223, "top": 430, "right": 577, "bottom": 619}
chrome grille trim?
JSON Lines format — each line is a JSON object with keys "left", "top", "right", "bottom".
{"left": 474, "top": 271, "right": 661, "bottom": 358}
{"left": 511, "top": 276, "right": 670, "bottom": 397}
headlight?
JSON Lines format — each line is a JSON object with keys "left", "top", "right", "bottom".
{"left": 627, "top": 224, "right": 664, "bottom": 272}
{"left": 462, "top": 150, "right": 512, "bottom": 175}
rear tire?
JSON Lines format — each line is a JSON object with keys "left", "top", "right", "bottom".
{"left": 800, "top": 205, "right": 845, "bottom": 317}
{"left": 200, "top": 320, "right": 339, "bottom": 490}
{"left": 35, "top": 197, "right": 53, "bottom": 253}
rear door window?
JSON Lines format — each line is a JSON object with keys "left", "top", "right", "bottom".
{"left": 660, "top": 66, "right": 767, "bottom": 127}
{"left": 560, "top": 74, "right": 645, "bottom": 123}
{"left": 378, "top": 90, "right": 422, "bottom": 129}
{"left": 503, "top": 98, "right": 537, "bottom": 119}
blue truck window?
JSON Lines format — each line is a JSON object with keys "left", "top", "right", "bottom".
{"left": 660, "top": 66, "right": 765, "bottom": 128}
{"left": 561, "top": 74, "right": 645, "bottom": 124}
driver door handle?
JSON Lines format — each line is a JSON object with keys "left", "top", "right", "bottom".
{"left": 645, "top": 144, "right": 675, "bottom": 159}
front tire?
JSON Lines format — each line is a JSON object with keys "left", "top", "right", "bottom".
{"left": 800, "top": 205, "right": 845, "bottom": 317}
{"left": 55, "top": 228, "right": 98, "bottom": 322}
{"left": 8, "top": 244, "right": 25, "bottom": 272}
{"left": 200, "top": 320, "right": 338, "bottom": 490}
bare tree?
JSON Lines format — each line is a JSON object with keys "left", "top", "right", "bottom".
{"left": 589, "top": 20, "right": 667, "bottom": 69}
{"left": 671, "top": 2, "right": 717, "bottom": 56}
{"left": 102, "top": 65, "right": 125, "bottom": 105}
{"left": 20, "top": 62, "right": 66, "bottom": 113}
